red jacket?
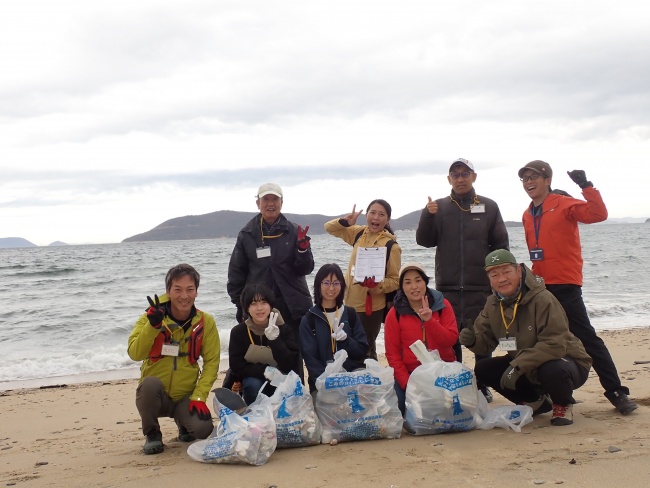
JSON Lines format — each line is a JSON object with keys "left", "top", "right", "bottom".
{"left": 522, "top": 187, "right": 607, "bottom": 286}
{"left": 384, "top": 290, "right": 458, "bottom": 390}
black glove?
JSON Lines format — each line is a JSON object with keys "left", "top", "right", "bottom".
{"left": 459, "top": 327, "right": 476, "bottom": 347}
{"left": 236, "top": 304, "right": 244, "bottom": 323}
{"left": 146, "top": 295, "right": 165, "bottom": 328}
{"left": 567, "top": 170, "right": 592, "bottom": 189}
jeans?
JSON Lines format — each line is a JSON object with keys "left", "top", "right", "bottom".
{"left": 394, "top": 381, "right": 406, "bottom": 417}
{"left": 241, "top": 376, "right": 267, "bottom": 405}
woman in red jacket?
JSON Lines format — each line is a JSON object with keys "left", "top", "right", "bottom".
{"left": 384, "top": 262, "right": 459, "bottom": 415}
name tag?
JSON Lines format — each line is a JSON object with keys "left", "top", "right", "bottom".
{"left": 470, "top": 204, "right": 486, "bottom": 214}
{"left": 530, "top": 248, "right": 544, "bottom": 261}
{"left": 161, "top": 344, "right": 179, "bottom": 356}
{"left": 256, "top": 246, "right": 271, "bottom": 259}
{"left": 499, "top": 337, "right": 517, "bottom": 351}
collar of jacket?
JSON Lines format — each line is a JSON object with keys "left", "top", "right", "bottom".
{"left": 450, "top": 188, "right": 477, "bottom": 203}
{"left": 393, "top": 287, "right": 445, "bottom": 317}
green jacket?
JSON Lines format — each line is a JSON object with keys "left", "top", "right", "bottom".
{"left": 128, "top": 294, "right": 220, "bottom": 402}
{"left": 469, "top": 264, "right": 591, "bottom": 383}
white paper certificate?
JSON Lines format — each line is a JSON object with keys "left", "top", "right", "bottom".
{"left": 354, "top": 246, "right": 387, "bottom": 282}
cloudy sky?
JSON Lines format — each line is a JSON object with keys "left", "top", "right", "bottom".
{"left": 2, "top": 0, "right": 650, "bottom": 245}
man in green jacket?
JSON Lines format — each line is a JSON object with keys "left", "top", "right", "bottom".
{"left": 460, "top": 250, "right": 592, "bottom": 426}
{"left": 128, "top": 264, "right": 220, "bottom": 454}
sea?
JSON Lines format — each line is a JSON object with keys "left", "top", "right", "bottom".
{"left": 1, "top": 225, "right": 649, "bottom": 391}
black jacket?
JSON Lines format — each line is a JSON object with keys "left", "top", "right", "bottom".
{"left": 228, "top": 321, "right": 301, "bottom": 380}
{"left": 416, "top": 189, "right": 509, "bottom": 292}
{"left": 227, "top": 213, "right": 314, "bottom": 321}
{"left": 299, "top": 305, "right": 369, "bottom": 392}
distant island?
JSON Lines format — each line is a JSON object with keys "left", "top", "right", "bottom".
{"left": 0, "top": 238, "right": 69, "bottom": 249}
{"left": 122, "top": 209, "right": 524, "bottom": 243}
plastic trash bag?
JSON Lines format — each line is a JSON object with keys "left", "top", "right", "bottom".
{"left": 187, "top": 390, "right": 277, "bottom": 465}
{"left": 477, "top": 405, "right": 534, "bottom": 433}
{"left": 404, "top": 341, "right": 481, "bottom": 435}
{"left": 268, "top": 370, "right": 322, "bottom": 447}
{"left": 314, "top": 350, "right": 403, "bottom": 443}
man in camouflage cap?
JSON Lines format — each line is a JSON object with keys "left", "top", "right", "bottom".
{"left": 459, "top": 249, "right": 592, "bottom": 426}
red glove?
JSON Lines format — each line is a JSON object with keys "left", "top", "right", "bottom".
{"left": 146, "top": 295, "right": 164, "bottom": 329}
{"left": 361, "top": 276, "right": 379, "bottom": 289}
{"left": 189, "top": 400, "right": 211, "bottom": 421}
{"left": 297, "top": 225, "right": 311, "bottom": 250}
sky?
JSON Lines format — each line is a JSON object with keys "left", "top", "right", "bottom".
{"left": 2, "top": 0, "right": 650, "bottom": 246}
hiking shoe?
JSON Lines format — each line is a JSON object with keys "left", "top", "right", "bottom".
{"left": 609, "top": 391, "right": 638, "bottom": 415}
{"left": 551, "top": 404, "right": 573, "bottom": 426}
{"left": 177, "top": 425, "right": 195, "bottom": 443}
{"left": 143, "top": 430, "right": 164, "bottom": 455}
{"left": 479, "top": 385, "right": 493, "bottom": 404}
{"left": 526, "top": 394, "right": 553, "bottom": 416}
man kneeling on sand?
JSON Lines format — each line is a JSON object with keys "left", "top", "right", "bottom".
{"left": 459, "top": 250, "right": 592, "bottom": 426}
{"left": 128, "top": 264, "right": 220, "bottom": 454}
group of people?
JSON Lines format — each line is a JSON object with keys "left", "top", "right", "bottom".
{"left": 128, "top": 159, "right": 637, "bottom": 455}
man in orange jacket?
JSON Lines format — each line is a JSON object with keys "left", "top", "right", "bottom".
{"left": 518, "top": 161, "right": 636, "bottom": 415}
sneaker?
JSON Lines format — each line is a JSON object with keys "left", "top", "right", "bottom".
{"left": 143, "top": 430, "right": 164, "bottom": 455}
{"left": 526, "top": 394, "right": 553, "bottom": 416}
{"left": 551, "top": 404, "right": 573, "bottom": 426}
{"left": 609, "top": 391, "right": 638, "bottom": 415}
{"left": 479, "top": 385, "right": 493, "bottom": 404}
{"left": 177, "top": 425, "right": 195, "bottom": 443}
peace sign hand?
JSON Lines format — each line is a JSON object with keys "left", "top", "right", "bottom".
{"left": 146, "top": 294, "right": 165, "bottom": 328}
{"left": 331, "top": 318, "right": 348, "bottom": 342}
{"left": 343, "top": 204, "right": 364, "bottom": 225}
{"left": 417, "top": 295, "right": 432, "bottom": 322}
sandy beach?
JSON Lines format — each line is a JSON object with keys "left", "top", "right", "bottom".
{"left": 2, "top": 327, "right": 649, "bottom": 488}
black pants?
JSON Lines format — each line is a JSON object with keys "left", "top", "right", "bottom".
{"left": 443, "top": 289, "right": 491, "bottom": 365}
{"left": 475, "top": 355, "right": 589, "bottom": 406}
{"left": 361, "top": 309, "right": 384, "bottom": 361}
{"left": 546, "top": 284, "right": 628, "bottom": 399}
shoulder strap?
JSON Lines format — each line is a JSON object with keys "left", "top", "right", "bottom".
{"left": 352, "top": 229, "right": 364, "bottom": 246}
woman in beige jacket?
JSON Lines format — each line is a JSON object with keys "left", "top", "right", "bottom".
{"left": 325, "top": 199, "right": 402, "bottom": 360}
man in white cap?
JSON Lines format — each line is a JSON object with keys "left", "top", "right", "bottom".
{"left": 518, "top": 161, "right": 637, "bottom": 415}
{"left": 227, "top": 183, "right": 314, "bottom": 374}
{"left": 416, "top": 158, "right": 509, "bottom": 401}
{"left": 460, "top": 249, "right": 592, "bottom": 426}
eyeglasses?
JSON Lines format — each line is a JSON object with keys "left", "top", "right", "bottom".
{"left": 321, "top": 280, "right": 341, "bottom": 288}
{"left": 450, "top": 171, "right": 472, "bottom": 180}
{"left": 520, "top": 174, "right": 543, "bottom": 183}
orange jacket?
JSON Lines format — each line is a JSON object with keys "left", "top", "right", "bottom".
{"left": 522, "top": 187, "right": 607, "bottom": 286}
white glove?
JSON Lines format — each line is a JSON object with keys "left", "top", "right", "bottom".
{"left": 264, "top": 311, "right": 280, "bottom": 340}
{"left": 331, "top": 318, "right": 348, "bottom": 342}
{"left": 264, "top": 366, "right": 277, "bottom": 381}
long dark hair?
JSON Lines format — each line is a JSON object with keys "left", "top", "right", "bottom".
{"left": 366, "top": 199, "right": 394, "bottom": 234}
{"left": 313, "top": 263, "right": 346, "bottom": 308}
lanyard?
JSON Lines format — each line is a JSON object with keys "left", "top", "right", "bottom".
{"left": 259, "top": 216, "right": 284, "bottom": 245}
{"left": 324, "top": 307, "right": 340, "bottom": 353}
{"left": 246, "top": 325, "right": 267, "bottom": 346}
{"left": 531, "top": 204, "right": 543, "bottom": 247}
{"left": 162, "top": 317, "right": 191, "bottom": 342}
{"left": 449, "top": 194, "right": 480, "bottom": 212}
{"left": 499, "top": 291, "right": 522, "bottom": 337}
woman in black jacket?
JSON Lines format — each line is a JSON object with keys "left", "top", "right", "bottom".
{"left": 299, "top": 263, "right": 369, "bottom": 393}
{"left": 228, "top": 283, "right": 300, "bottom": 404}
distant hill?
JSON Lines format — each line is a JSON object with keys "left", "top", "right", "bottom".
{"left": 48, "top": 241, "right": 68, "bottom": 246}
{"left": 0, "top": 237, "right": 37, "bottom": 248}
{"left": 122, "top": 209, "right": 524, "bottom": 242}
